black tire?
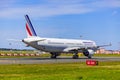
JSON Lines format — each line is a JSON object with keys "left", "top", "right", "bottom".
{"left": 73, "top": 55, "right": 78, "bottom": 59}
{"left": 51, "top": 54, "right": 57, "bottom": 59}
{"left": 88, "top": 56, "right": 92, "bottom": 59}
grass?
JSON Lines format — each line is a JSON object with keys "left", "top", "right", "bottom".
{"left": 94, "top": 53, "right": 120, "bottom": 57}
{"left": 0, "top": 51, "right": 34, "bottom": 54}
{"left": 0, "top": 50, "right": 120, "bottom": 58}
{"left": 0, "top": 61, "right": 120, "bottom": 80}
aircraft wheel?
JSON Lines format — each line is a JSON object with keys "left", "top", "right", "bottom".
{"left": 51, "top": 55, "right": 57, "bottom": 58}
{"left": 50, "top": 53, "right": 57, "bottom": 59}
{"left": 88, "top": 56, "right": 92, "bottom": 59}
{"left": 73, "top": 54, "right": 78, "bottom": 59}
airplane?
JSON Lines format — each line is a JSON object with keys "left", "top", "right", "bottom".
{"left": 22, "top": 15, "right": 111, "bottom": 59}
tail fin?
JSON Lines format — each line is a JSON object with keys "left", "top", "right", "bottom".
{"left": 25, "top": 15, "right": 37, "bottom": 37}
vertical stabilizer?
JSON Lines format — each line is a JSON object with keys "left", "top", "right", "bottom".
{"left": 25, "top": 15, "right": 37, "bottom": 37}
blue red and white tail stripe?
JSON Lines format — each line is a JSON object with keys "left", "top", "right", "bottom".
{"left": 25, "top": 15, "right": 37, "bottom": 37}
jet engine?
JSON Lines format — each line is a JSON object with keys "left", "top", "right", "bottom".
{"left": 83, "top": 49, "right": 94, "bottom": 58}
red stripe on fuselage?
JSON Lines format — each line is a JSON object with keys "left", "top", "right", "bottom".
{"left": 26, "top": 23, "right": 32, "bottom": 36}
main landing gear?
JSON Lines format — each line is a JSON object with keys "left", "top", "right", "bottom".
{"left": 87, "top": 55, "right": 92, "bottom": 59}
{"left": 72, "top": 51, "right": 79, "bottom": 59}
{"left": 50, "top": 52, "right": 60, "bottom": 59}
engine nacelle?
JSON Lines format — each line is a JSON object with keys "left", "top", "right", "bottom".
{"left": 83, "top": 49, "right": 95, "bottom": 58}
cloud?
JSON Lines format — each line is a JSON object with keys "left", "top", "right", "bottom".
{"left": 0, "top": 2, "right": 92, "bottom": 18}
{"left": 0, "top": 0, "right": 120, "bottom": 19}
{"left": 0, "top": 0, "right": 16, "bottom": 8}
{"left": 92, "top": 0, "right": 120, "bottom": 8}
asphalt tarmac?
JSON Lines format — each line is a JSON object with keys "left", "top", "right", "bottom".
{"left": 0, "top": 56, "right": 120, "bottom": 64}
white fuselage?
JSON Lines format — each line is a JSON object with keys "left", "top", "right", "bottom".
{"left": 23, "top": 14, "right": 110, "bottom": 58}
{"left": 23, "top": 36, "right": 97, "bottom": 53}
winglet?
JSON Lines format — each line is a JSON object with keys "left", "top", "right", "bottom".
{"left": 25, "top": 15, "right": 37, "bottom": 37}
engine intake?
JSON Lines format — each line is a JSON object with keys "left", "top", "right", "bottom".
{"left": 83, "top": 49, "right": 94, "bottom": 58}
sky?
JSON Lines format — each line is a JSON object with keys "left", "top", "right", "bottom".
{"left": 0, "top": 0, "right": 120, "bottom": 50}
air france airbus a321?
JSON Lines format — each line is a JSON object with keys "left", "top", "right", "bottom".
{"left": 22, "top": 15, "right": 111, "bottom": 59}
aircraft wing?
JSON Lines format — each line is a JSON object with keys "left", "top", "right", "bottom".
{"left": 63, "top": 47, "right": 82, "bottom": 52}
{"left": 63, "top": 44, "right": 111, "bottom": 52}
{"left": 97, "top": 43, "right": 111, "bottom": 48}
